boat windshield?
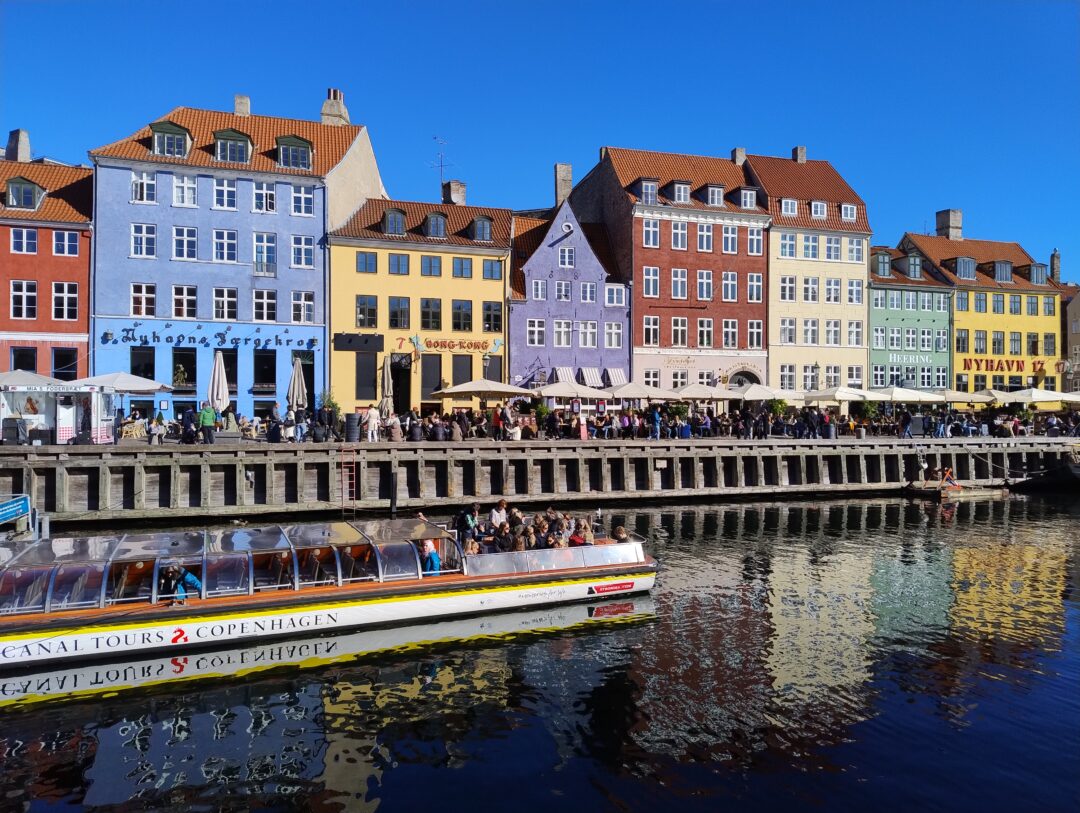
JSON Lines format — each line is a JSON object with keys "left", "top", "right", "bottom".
{"left": 465, "top": 541, "right": 646, "bottom": 578}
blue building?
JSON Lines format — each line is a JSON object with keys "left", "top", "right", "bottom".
{"left": 89, "top": 90, "right": 385, "bottom": 418}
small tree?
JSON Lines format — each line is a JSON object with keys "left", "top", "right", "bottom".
{"left": 764, "top": 398, "right": 788, "bottom": 416}
{"left": 318, "top": 389, "right": 340, "bottom": 414}
{"left": 850, "top": 401, "right": 880, "bottom": 420}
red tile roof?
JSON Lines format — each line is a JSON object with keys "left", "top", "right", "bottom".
{"left": 903, "top": 232, "right": 1063, "bottom": 292}
{"left": 602, "top": 146, "right": 769, "bottom": 215}
{"left": 90, "top": 107, "right": 363, "bottom": 177}
{"left": 869, "top": 245, "right": 950, "bottom": 288}
{"left": 745, "top": 153, "right": 870, "bottom": 233}
{"left": 510, "top": 215, "right": 551, "bottom": 300}
{"left": 0, "top": 161, "right": 92, "bottom": 224}
{"left": 331, "top": 198, "right": 512, "bottom": 249}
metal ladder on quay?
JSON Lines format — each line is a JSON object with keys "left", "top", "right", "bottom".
{"left": 339, "top": 444, "right": 357, "bottom": 520}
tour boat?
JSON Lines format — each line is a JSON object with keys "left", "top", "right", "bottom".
{"left": 0, "top": 595, "right": 655, "bottom": 707}
{"left": 0, "top": 519, "right": 657, "bottom": 671}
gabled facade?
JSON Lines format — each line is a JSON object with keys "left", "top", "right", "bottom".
{"left": 509, "top": 198, "right": 629, "bottom": 388}
{"left": 903, "top": 210, "right": 1066, "bottom": 393}
{"left": 89, "top": 90, "right": 385, "bottom": 418}
{"left": 745, "top": 147, "right": 871, "bottom": 392}
{"left": 1063, "top": 279, "right": 1080, "bottom": 392}
{"left": 571, "top": 147, "right": 770, "bottom": 389}
{"left": 0, "top": 129, "right": 93, "bottom": 379}
{"left": 327, "top": 183, "right": 512, "bottom": 414}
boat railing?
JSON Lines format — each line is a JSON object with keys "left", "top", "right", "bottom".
{"left": 463, "top": 541, "right": 646, "bottom": 578}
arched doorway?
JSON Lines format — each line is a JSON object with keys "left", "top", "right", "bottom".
{"left": 728, "top": 370, "right": 760, "bottom": 387}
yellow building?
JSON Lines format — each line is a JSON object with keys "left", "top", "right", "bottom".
{"left": 904, "top": 212, "right": 1066, "bottom": 394}
{"left": 327, "top": 183, "right": 512, "bottom": 415}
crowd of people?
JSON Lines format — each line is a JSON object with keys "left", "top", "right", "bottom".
{"left": 444, "top": 501, "right": 631, "bottom": 554}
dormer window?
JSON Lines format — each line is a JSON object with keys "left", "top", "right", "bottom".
{"left": 811, "top": 201, "right": 827, "bottom": 218}
{"left": 473, "top": 217, "right": 492, "bottom": 242}
{"left": 908, "top": 254, "right": 922, "bottom": 279}
{"left": 707, "top": 186, "right": 724, "bottom": 206}
{"left": 214, "top": 130, "right": 250, "bottom": 163}
{"left": 673, "top": 183, "right": 690, "bottom": 204}
{"left": 150, "top": 122, "right": 190, "bottom": 158}
{"left": 425, "top": 213, "right": 447, "bottom": 238}
{"left": 841, "top": 204, "right": 856, "bottom": 221}
{"left": 384, "top": 209, "right": 406, "bottom": 236}
{"left": 1030, "top": 263, "right": 1048, "bottom": 285}
{"left": 956, "top": 257, "right": 976, "bottom": 280}
{"left": 994, "top": 260, "right": 1013, "bottom": 283}
{"left": 876, "top": 253, "right": 891, "bottom": 276}
{"left": 740, "top": 189, "right": 756, "bottom": 209}
{"left": 641, "top": 180, "right": 658, "bottom": 205}
{"left": 781, "top": 198, "right": 797, "bottom": 216}
{"left": 6, "top": 179, "right": 41, "bottom": 209}
{"left": 277, "top": 136, "right": 312, "bottom": 170}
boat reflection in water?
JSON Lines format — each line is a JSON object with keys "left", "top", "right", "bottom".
{"left": 0, "top": 597, "right": 655, "bottom": 707}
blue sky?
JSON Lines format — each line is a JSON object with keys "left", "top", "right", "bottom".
{"left": 3, "top": 0, "right": 1078, "bottom": 281}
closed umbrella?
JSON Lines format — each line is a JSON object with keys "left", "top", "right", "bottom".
{"left": 207, "top": 350, "right": 231, "bottom": 412}
{"left": 376, "top": 355, "right": 394, "bottom": 418}
{"left": 287, "top": 356, "right": 309, "bottom": 412}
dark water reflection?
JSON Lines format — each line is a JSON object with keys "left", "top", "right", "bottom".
{"left": 2, "top": 496, "right": 1078, "bottom": 812}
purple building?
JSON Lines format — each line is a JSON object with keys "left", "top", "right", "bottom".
{"left": 509, "top": 191, "right": 629, "bottom": 389}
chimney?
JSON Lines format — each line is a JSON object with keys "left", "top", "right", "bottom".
{"left": 442, "top": 179, "right": 466, "bottom": 206}
{"left": 1050, "top": 248, "right": 1061, "bottom": 283}
{"left": 731, "top": 147, "right": 746, "bottom": 166}
{"left": 792, "top": 145, "right": 806, "bottom": 163}
{"left": 935, "top": 208, "right": 963, "bottom": 240}
{"left": 320, "top": 88, "right": 350, "bottom": 126}
{"left": 234, "top": 94, "right": 251, "bottom": 117}
{"left": 554, "top": 162, "right": 572, "bottom": 206}
{"left": 5, "top": 129, "right": 30, "bottom": 162}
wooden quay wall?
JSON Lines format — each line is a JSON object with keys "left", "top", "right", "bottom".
{"left": 0, "top": 437, "right": 1075, "bottom": 525}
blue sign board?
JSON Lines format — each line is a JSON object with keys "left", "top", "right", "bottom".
{"left": 0, "top": 495, "right": 31, "bottom": 525}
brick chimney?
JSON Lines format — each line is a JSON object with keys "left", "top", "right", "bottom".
{"left": 320, "top": 88, "right": 350, "bottom": 126}
{"left": 731, "top": 147, "right": 746, "bottom": 166}
{"left": 792, "top": 145, "right": 806, "bottom": 163}
{"left": 5, "top": 129, "right": 30, "bottom": 162}
{"left": 935, "top": 208, "right": 963, "bottom": 240}
{"left": 234, "top": 94, "right": 251, "bottom": 117}
{"left": 554, "top": 162, "right": 572, "bottom": 206}
{"left": 442, "top": 179, "right": 466, "bottom": 206}
{"left": 1050, "top": 248, "right": 1061, "bottom": 283}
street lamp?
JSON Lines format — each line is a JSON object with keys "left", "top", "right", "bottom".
{"left": 812, "top": 362, "right": 821, "bottom": 390}
{"left": 481, "top": 353, "right": 491, "bottom": 380}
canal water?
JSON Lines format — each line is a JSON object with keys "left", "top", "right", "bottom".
{"left": 1, "top": 496, "right": 1077, "bottom": 812}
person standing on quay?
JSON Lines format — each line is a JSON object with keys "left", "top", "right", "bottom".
{"left": 198, "top": 401, "right": 216, "bottom": 445}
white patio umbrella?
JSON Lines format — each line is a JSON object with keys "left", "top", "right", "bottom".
{"left": 287, "top": 356, "right": 309, "bottom": 412}
{"left": 710, "top": 385, "right": 743, "bottom": 400}
{"left": 432, "top": 378, "right": 532, "bottom": 399}
{"left": 804, "top": 386, "right": 890, "bottom": 403}
{"left": 71, "top": 372, "right": 171, "bottom": 393}
{"left": 674, "top": 383, "right": 723, "bottom": 401}
{"left": 871, "top": 386, "right": 945, "bottom": 404}
{"left": 931, "top": 388, "right": 994, "bottom": 404}
{"left": 535, "top": 380, "right": 611, "bottom": 400}
{"left": 972, "top": 388, "right": 1014, "bottom": 403}
{"left": 731, "top": 383, "right": 784, "bottom": 401}
{"left": 207, "top": 350, "right": 231, "bottom": 412}
{"left": 997, "top": 387, "right": 1080, "bottom": 405}
{"left": 376, "top": 355, "right": 394, "bottom": 417}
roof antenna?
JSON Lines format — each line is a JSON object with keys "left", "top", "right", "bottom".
{"left": 430, "top": 136, "right": 453, "bottom": 185}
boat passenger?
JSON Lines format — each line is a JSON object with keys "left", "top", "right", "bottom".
{"left": 524, "top": 526, "right": 538, "bottom": 550}
{"left": 492, "top": 522, "right": 513, "bottom": 553}
{"left": 508, "top": 507, "right": 525, "bottom": 530}
{"left": 163, "top": 564, "right": 202, "bottom": 605}
{"left": 462, "top": 537, "right": 481, "bottom": 556}
{"left": 421, "top": 540, "right": 441, "bottom": 574}
{"left": 489, "top": 499, "right": 508, "bottom": 528}
{"left": 512, "top": 536, "right": 527, "bottom": 552}
{"left": 579, "top": 518, "right": 595, "bottom": 545}
{"left": 612, "top": 526, "right": 630, "bottom": 543}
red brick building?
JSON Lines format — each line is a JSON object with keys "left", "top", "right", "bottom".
{"left": 0, "top": 131, "right": 93, "bottom": 379}
{"left": 570, "top": 147, "right": 770, "bottom": 388}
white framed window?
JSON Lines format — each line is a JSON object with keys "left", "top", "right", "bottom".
{"left": 555, "top": 281, "right": 572, "bottom": 302}
{"left": 722, "top": 319, "right": 738, "bottom": 348}
{"left": 722, "top": 225, "right": 737, "bottom": 254}
{"left": 131, "top": 223, "right": 156, "bottom": 257}
{"left": 781, "top": 198, "right": 797, "bottom": 216}
{"left": 673, "top": 183, "right": 690, "bottom": 203}
{"left": 292, "top": 185, "right": 315, "bottom": 216}
{"left": 698, "top": 370, "right": 713, "bottom": 386}
{"left": 780, "top": 364, "right": 796, "bottom": 390}
{"left": 848, "top": 237, "right": 864, "bottom": 262}
{"left": 872, "top": 289, "right": 886, "bottom": 309}
{"left": 811, "top": 201, "right": 826, "bottom": 218}
{"left": 888, "top": 327, "right": 901, "bottom": 350}
{"left": 697, "top": 223, "right": 713, "bottom": 252}
{"left": 848, "top": 320, "right": 863, "bottom": 346}
{"left": 936, "top": 329, "right": 948, "bottom": 352}
{"left": 253, "top": 289, "right": 277, "bottom": 322}
{"left": 825, "top": 319, "right": 841, "bottom": 346}
{"left": 671, "top": 317, "right": 688, "bottom": 347}
{"left": 11, "top": 228, "right": 37, "bottom": 254}
{"left": 579, "top": 320, "right": 598, "bottom": 348}
{"left": 747, "top": 273, "right": 763, "bottom": 302}
{"left": 825, "top": 364, "right": 841, "bottom": 388}
{"left": 605, "top": 285, "right": 626, "bottom": 307}
{"left": 847, "top": 365, "right": 863, "bottom": 387}
{"left": 707, "top": 186, "right": 724, "bottom": 206}
{"left": 889, "top": 365, "right": 902, "bottom": 385}
{"left": 213, "top": 178, "right": 237, "bottom": 209}
{"left": 131, "top": 171, "right": 156, "bottom": 203}
{"left": 174, "top": 175, "right": 197, "bottom": 207}
{"left": 213, "top": 287, "right": 237, "bottom": 320}
{"left": 848, "top": 279, "right": 863, "bottom": 304}
{"left": 671, "top": 221, "right": 687, "bottom": 250}
{"left": 872, "top": 326, "right": 885, "bottom": 349}
{"left": 643, "top": 316, "right": 660, "bottom": 347}
{"left": 803, "top": 234, "right": 818, "bottom": 259}
{"left": 780, "top": 232, "right": 796, "bottom": 258}
{"left": 825, "top": 236, "right": 841, "bottom": 261}
{"left": 803, "top": 318, "right": 818, "bottom": 344}
{"left": 216, "top": 138, "right": 249, "bottom": 163}
{"left": 780, "top": 276, "right": 796, "bottom": 302}
{"left": 253, "top": 181, "right": 276, "bottom": 213}
{"left": 671, "top": 369, "right": 688, "bottom": 389}
{"left": 804, "top": 366, "right": 818, "bottom": 390}
{"left": 559, "top": 246, "right": 575, "bottom": 268}
{"left": 748, "top": 319, "right": 763, "bottom": 349}
{"left": 904, "top": 291, "right": 917, "bottom": 310}
{"left": 214, "top": 229, "right": 238, "bottom": 263}
{"left": 553, "top": 319, "right": 572, "bottom": 348}
{"left": 605, "top": 322, "right": 623, "bottom": 349}
{"left": 531, "top": 279, "right": 547, "bottom": 301}
{"left": 936, "top": 293, "right": 948, "bottom": 312}
{"left": 644, "top": 369, "right": 660, "bottom": 388}
{"left": 722, "top": 271, "right": 737, "bottom": 301}
{"left": 253, "top": 232, "right": 276, "bottom": 270}
{"left": 780, "top": 317, "right": 796, "bottom": 344}
{"left": 173, "top": 285, "right": 197, "bottom": 319}
{"left": 527, "top": 319, "right": 545, "bottom": 346}
{"left": 888, "top": 290, "right": 902, "bottom": 310}
{"left": 698, "top": 318, "right": 713, "bottom": 348}
{"left": 935, "top": 367, "right": 948, "bottom": 388}
{"left": 920, "top": 366, "right": 933, "bottom": 388}
{"left": 803, "top": 276, "right": 819, "bottom": 302}
{"left": 10, "top": 280, "right": 36, "bottom": 319}
{"left": 279, "top": 144, "right": 311, "bottom": 170}
{"left": 873, "top": 365, "right": 886, "bottom": 387}
{"left": 641, "top": 180, "right": 658, "bottom": 205}
{"left": 904, "top": 328, "right": 917, "bottom": 350}
{"left": 920, "top": 292, "right": 933, "bottom": 311}
{"left": 841, "top": 204, "right": 856, "bottom": 221}
{"left": 154, "top": 131, "right": 187, "bottom": 157}
{"left": 671, "top": 268, "right": 688, "bottom": 299}
{"left": 697, "top": 270, "right": 713, "bottom": 301}
{"left": 52, "top": 282, "right": 78, "bottom": 321}
{"left": 53, "top": 231, "right": 78, "bottom": 256}
{"left": 643, "top": 218, "right": 660, "bottom": 248}
{"left": 747, "top": 227, "right": 763, "bottom": 255}
{"left": 292, "top": 235, "right": 314, "bottom": 268}
{"left": 920, "top": 328, "right": 933, "bottom": 352}
{"left": 740, "top": 189, "right": 756, "bottom": 208}
{"left": 825, "top": 278, "right": 841, "bottom": 303}
{"left": 130, "top": 282, "right": 156, "bottom": 316}
{"left": 173, "top": 226, "right": 197, "bottom": 260}
{"left": 580, "top": 282, "right": 596, "bottom": 303}
{"left": 642, "top": 266, "right": 658, "bottom": 297}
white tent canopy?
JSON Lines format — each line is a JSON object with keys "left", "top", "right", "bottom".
{"left": 931, "top": 388, "right": 994, "bottom": 404}
{"left": 870, "top": 386, "right": 945, "bottom": 404}
{"left": 0, "top": 370, "right": 62, "bottom": 389}
{"left": 803, "top": 386, "right": 889, "bottom": 403}
{"left": 972, "top": 388, "right": 1014, "bottom": 403}
{"left": 607, "top": 382, "right": 680, "bottom": 401}
{"left": 731, "top": 383, "right": 784, "bottom": 401}
{"left": 70, "top": 372, "right": 172, "bottom": 394}
{"left": 674, "top": 383, "right": 723, "bottom": 401}
{"left": 431, "top": 379, "right": 532, "bottom": 398}
{"left": 997, "top": 387, "right": 1080, "bottom": 405}
{"left": 535, "top": 380, "right": 611, "bottom": 400}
